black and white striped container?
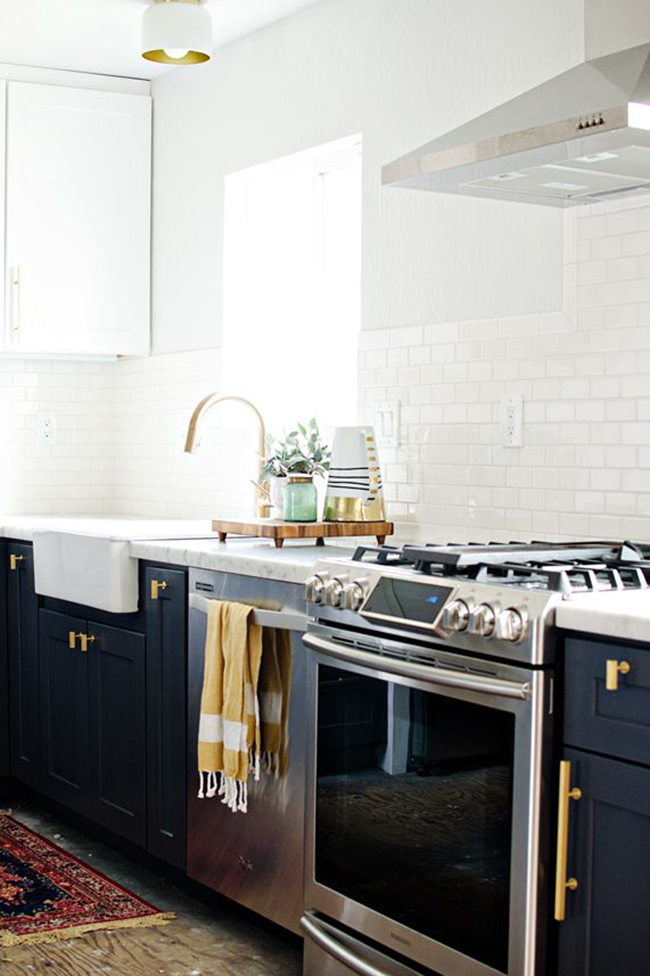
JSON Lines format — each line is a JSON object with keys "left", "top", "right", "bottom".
{"left": 324, "top": 425, "right": 386, "bottom": 521}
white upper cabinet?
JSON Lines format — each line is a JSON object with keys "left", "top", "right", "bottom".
{"left": 4, "top": 82, "right": 151, "bottom": 358}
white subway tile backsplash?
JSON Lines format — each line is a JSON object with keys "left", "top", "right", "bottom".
{"left": 355, "top": 195, "right": 650, "bottom": 542}
{"left": 3, "top": 189, "right": 650, "bottom": 543}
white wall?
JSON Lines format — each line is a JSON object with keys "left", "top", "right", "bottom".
{"left": 359, "top": 193, "right": 650, "bottom": 543}
{"left": 150, "top": 0, "right": 584, "bottom": 354}
{"left": 0, "top": 359, "right": 115, "bottom": 515}
{"left": 3, "top": 0, "right": 650, "bottom": 544}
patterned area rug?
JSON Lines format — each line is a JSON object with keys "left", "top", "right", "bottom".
{"left": 0, "top": 814, "right": 175, "bottom": 947}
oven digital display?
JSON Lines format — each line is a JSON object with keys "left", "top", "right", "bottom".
{"left": 361, "top": 577, "right": 453, "bottom": 624}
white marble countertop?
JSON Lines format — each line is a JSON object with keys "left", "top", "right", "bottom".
{"left": 556, "top": 590, "right": 650, "bottom": 644}
{"left": 130, "top": 538, "right": 354, "bottom": 584}
{"left": 0, "top": 516, "right": 361, "bottom": 585}
{"left": 0, "top": 516, "right": 219, "bottom": 543}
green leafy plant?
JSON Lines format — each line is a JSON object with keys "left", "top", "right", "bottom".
{"left": 262, "top": 419, "right": 331, "bottom": 479}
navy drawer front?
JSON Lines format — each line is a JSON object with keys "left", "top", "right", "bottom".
{"left": 564, "top": 638, "right": 650, "bottom": 765}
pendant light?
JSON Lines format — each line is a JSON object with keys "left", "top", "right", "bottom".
{"left": 142, "top": 0, "right": 212, "bottom": 65}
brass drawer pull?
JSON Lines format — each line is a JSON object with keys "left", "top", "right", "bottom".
{"left": 9, "top": 553, "right": 25, "bottom": 571}
{"left": 78, "top": 634, "right": 96, "bottom": 653}
{"left": 554, "top": 760, "right": 582, "bottom": 921}
{"left": 69, "top": 631, "right": 79, "bottom": 650}
{"left": 606, "top": 659, "right": 630, "bottom": 691}
{"left": 151, "top": 579, "right": 168, "bottom": 601}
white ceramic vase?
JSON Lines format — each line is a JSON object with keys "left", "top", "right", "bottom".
{"left": 269, "top": 477, "right": 287, "bottom": 519}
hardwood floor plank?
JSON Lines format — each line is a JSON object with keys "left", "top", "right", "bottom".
{"left": 0, "top": 803, "right": 302, "bottom": 976}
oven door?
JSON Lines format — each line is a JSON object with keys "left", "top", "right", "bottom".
{"left": 303, "top": 628, "right": 551, "bottom": 976}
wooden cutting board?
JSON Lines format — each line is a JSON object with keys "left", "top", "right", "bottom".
{"left": 211, "top": 518, "right": 394, "bottom": 548}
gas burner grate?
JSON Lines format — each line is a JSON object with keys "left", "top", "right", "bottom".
{"left": 352, "top": 545, "right": 415, "bottom": 567}
{"left": 474, "top": 561, "right": 649, "bottom": 595}
{"left": 351, "top": 539, "right": 650, "bottom": 593}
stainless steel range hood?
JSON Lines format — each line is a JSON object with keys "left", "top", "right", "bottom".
{"left": 383, "top": 43, "right": 650, "bottom": 206}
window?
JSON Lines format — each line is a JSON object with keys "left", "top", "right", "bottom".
{"left": 222, "top": 134, "right": 362, "bottom": 436}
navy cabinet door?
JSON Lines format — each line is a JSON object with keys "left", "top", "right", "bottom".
{"left": 564, "top": 637, "right": 650, "bottom": 764}
{"left": 557, "top": 749, "right": 650, "bottom": 976}
{"left": 88, "top": 623, "right": 146, "bottom": 846}
{"left": 145, "top": 566, "right": 187, "bottom": 868}
{"left": 0, "top": 542, "right": 8, "bottom": 777}
{"left": 8, "top": 543, "right": 40, "bottom": 788}
{"left": 40, "top": 608, "right": 89, "bottom": 813}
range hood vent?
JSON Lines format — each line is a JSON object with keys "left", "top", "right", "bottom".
{"left": 383, "top": 44, "right": 650, "bottom": 206}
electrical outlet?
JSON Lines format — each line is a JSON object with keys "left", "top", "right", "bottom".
{"left": 36, "top": 412, "right": 57, "bottom": 445}
{"left": 501, "top": 395, "right": 523, "bottom": 448}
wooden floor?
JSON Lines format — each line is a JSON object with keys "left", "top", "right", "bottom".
{"left": 1, "top": 803, "right": 303, "bottom": 976}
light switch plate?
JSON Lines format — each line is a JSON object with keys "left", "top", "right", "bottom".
{"left": 374, "top": 401, "right": 400, "bottom": 448}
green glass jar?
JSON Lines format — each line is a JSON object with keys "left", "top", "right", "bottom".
{"left": 284, "top": 475, "right": 318, "bottom": 522}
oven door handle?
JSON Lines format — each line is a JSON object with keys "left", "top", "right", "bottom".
{"left": 303, "top": 633, "right": 531, "bottom": 700}
{"left": 301, "top": 914, "right": 393, "bottom": 976}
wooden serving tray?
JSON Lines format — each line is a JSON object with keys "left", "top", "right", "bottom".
{"left": 211, "top": 518, "right": 394, "bottom": 548}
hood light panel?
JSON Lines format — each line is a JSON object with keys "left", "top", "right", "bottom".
{"left": 575, "top": 151, "right": 619, "bottom": 163}
{"left": 542, "top": 181, "right": 588, "bottom": 190}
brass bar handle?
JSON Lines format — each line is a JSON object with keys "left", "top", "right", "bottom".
{"left": 78, "top": 634, "right": 96, "bottom": 653}
{"left": 151, "top": 579, "right": 168, "bottom": 601}
{"left": 554, "top": 760, "right": 582, "bottom": 921}
{"left": 606, "top": 659, "right": 630, "bottom": 691}
{"left": 9, "top": 553, "right": 25, "bottom": 571}
{"left": 69, "top": 631, "right": 78, "bottom": 650}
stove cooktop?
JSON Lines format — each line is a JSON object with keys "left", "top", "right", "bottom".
{"left": 351, "top": 540, "right": 650, "bottom": 596}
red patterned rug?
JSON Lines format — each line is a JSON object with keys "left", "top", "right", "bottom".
{"left": 0, "top": 814, "right": 174, "bottom": 947}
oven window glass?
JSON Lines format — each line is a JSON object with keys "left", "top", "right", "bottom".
{"left": 315, "top": 665, "right": 515, "bottom": 972}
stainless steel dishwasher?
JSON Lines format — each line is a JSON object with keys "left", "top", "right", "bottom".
{"left": 186, "top": 567, "right": 308, "bottom": 934}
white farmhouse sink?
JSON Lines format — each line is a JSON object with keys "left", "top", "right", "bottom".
{"left": 32, "top": 523, "right": 263, "bottom": 614}
{"left": 33, "top": 531, "right": 140, "bottom": 614}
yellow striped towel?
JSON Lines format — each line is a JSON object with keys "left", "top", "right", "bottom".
{"left": 259, "top": 628, "right": 292, "bottom": 779}
{"left": 197, "top": 601, "right": 263, "bottom": 812}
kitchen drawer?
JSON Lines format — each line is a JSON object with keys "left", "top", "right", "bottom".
{"left": 564, "top": 637, "right": 650, "bottom": 765}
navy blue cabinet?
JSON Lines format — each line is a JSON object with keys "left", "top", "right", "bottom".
{"left": 564, "top": 637, "right": 650, "bottom": 765}
{"left": 556, "top": 635, "right": 650, "bottom": 976}
{"left": 145, "top": 565, "right": 187, "bottom": 868}
{"left": 0, "top": 541, "right": 8, "bottom": 778}
{"left": 40, "top": 609, "right": 89, "bottom": 815}
{"left": 89, "top": 622, "right": 147, "bottom": 846}
{"left": 40, "top": 609, "right": 147, "bottom": 846}
{"left": 557, "top": 749, "right": 650, "bottom": 976}
{"left": 4, "top": 545, "right": 189, "bottom": 863}
{"left": 7, "top": 542, "right": 40, "bottom": 788}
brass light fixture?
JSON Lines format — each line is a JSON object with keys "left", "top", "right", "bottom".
{"left": 142, "top": 0, "right": 212, "bottom": 65}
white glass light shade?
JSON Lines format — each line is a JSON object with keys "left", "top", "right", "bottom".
{"left": 142, "top": 0, "right": 212, "bottom": 65}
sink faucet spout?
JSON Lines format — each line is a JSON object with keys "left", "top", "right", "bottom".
{"left": 184, "top": 394, "right": 269, "bottom": 519}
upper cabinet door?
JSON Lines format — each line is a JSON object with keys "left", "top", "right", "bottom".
{"left": 5, "top": 83, "right": 151, "bottom": 357}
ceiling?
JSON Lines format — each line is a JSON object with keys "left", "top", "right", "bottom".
{"left": 0, "top": 0, "right": 318, "bottom": 80}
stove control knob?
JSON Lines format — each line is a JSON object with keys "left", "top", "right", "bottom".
{"left": 469, "top": 603, "right": 497, "bottom": 638}
{"left": 342, "top": 578, "right": 369, "bottom": 611}
{"left": 305, "top": 573, "right": 329, "bottom": 604}
{"left": 496, "top": 608, "right": 528, "bottom": 643}
{"left": 323, "top": 575, "right": 349, "bottom": 608}
{"left": 442, "top": 599, "right": 471, "bottom": 632}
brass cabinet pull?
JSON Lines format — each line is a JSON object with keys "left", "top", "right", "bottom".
{"left": 9, "top": 553, "right": 25, "bottom": 571}
{"left": 554, "top": 760, "right": 582, "bottom": 921}
{"left": 151, "top": 579, "right": 168, "bottom": 601}
{"left": 606, "top": 659, "right": 631, "bottom": 691}
{"left": 68, "top": 632, "right": 94, "bottom": 651}
{"left": 78, "top": 634, "right": 96, "bottom": 653}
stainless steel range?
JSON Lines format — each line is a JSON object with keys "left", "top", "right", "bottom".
{"left": 300, "top": 540, "right": 650, "bottom": 976}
